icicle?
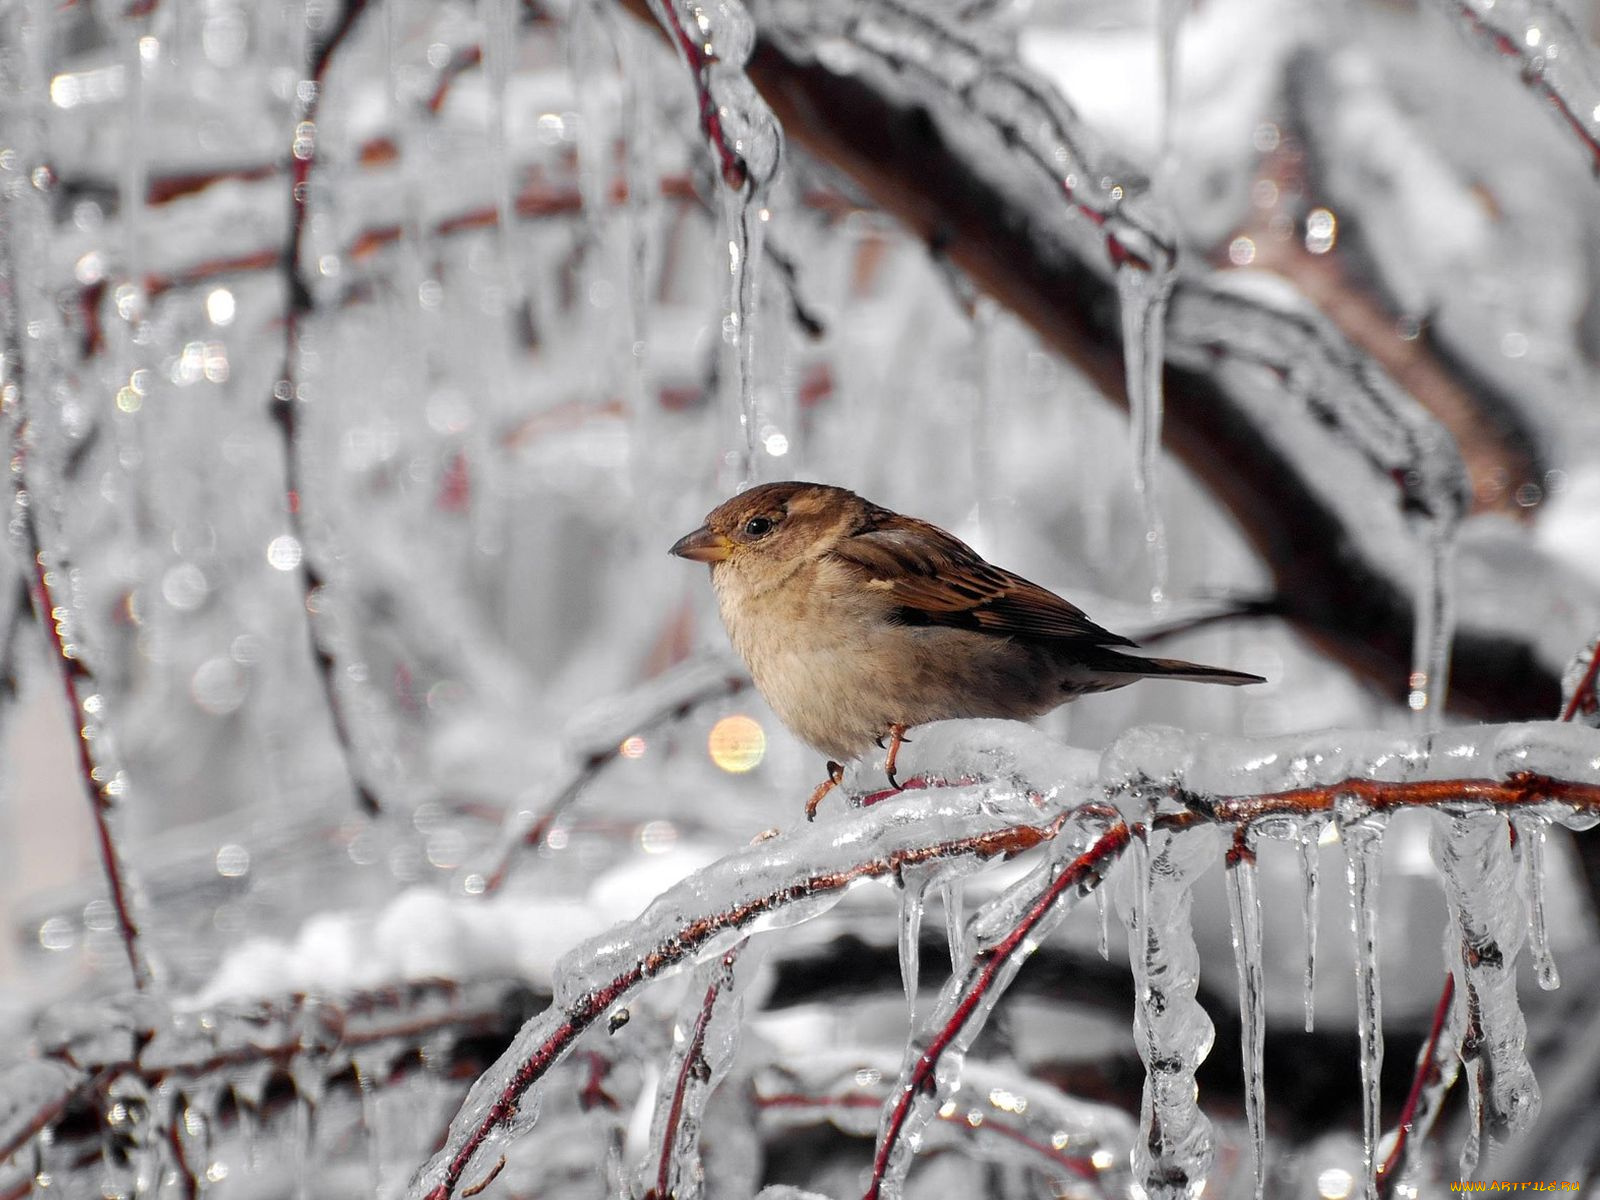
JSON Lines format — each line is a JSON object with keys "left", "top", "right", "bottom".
{"left": 1155, "top": 0, "right": 1186, "bottom": 170}
{"left": 1407, "top": 524, "right": 1458, "bottom": 727}
{"left": 1094, "top": 887, "right": 1110, "bottom": 961}
{"left": 1300, "top": 817, "right": 1321, "bottom": 1032}
{"left": 1116, "top": 261, "right": 1176, "bottom": 609}
{"left": 1342, "top": 810, "right": 1387, "bottom": 1200}
{"left": 641, "top": 0, "right": 782, "bottom": 485}
{"left": 971, "top": 297, "right": 1000, "bottom": 546}
{"left": 1460, "top": 1066, "right": 1484, "bottom": 1179}
{"left": 481, "top": 0, "right": 519, "bottom": 291}
{"left": 942, "top": 875, "right": 968, "bottom": 972}
{"left": 721, "top": 187, "right": 769, "bottom": 487}
{"left": 1225, "top": 832, "right": 1266, "bottom": 1200}
{"left": 618, "top": 18, "right": 665, "bottom": 486}
{"left": 1117, "top": 823, "right": 1218, "bottom": 1200}
{"left": 1430, "top": 811, "right": 1540, "bottom": 1146}
{"left": 1512, "top": 814, "right": 1560, "bottom": 990}
{"left": 898, "top": 869, "right": 928, "bottom": 1021}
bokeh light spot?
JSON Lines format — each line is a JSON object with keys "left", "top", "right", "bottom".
{"left": 708, "top": 714, "right": 765, "bottom": 773}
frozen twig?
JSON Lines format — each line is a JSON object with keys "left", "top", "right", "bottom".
{"left": 271, "top": 0, "right": 382, "bottom": 816}
{"left": 1559, "top": 635, "right": 1600, "bottom": 725}
{"left": 0, "top": 978, "right": 531, "bottom": 1174}
{"left": 1375, "top": 974, "right": 1457, "bottom": 1197}
{"left": 1430, "top": 0, "right": 1600, "bottom": 175}
{"left": 408, "top": 785, "right": 1066, "bottom": 1200}
{"left": 644, "top": 940, "right": 749, "bottom": 1200}
{"left": 477, "top": 656, "right": 748, "bottom": 893}
{"left": 0, "top": 231, "right": 150, "bottom": 987}
{"left": 641, "top": 0, "right": 780, "bottom": 192}
{"left": 864, "top": 804, "right": 1128, "bottom": 1200}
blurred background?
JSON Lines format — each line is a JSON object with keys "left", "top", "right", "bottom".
{"left": 3, "top": 0, "right": 1600, "bottom": 1195}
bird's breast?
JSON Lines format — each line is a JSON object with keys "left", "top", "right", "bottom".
{"left": 712, "top": 561, "right": 895, "bottom": 759}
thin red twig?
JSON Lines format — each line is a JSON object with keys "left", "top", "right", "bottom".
{"left": 419, "top": 812, "right": 1065, "bottom": 1200}
{"left": 20, "top": 548, "right": 149, "bottom": 988}
{"left": 1375, "top": 974, "right": 1456, "bottom": 1196}
{"left": 643, "top": 0, "right": 752, "bottom": 189}
{"left": 647, "top": 942, "right": 745, "bottom": 1200}
{"left": 1444, "top": 0, "right": 1600, "bottom": 175}
{"left": 271, "top": 0, "right": 379, "bottom": 815}
{"left": 864, "top": 812, "right": 1130, "bottom": 1200}
{"left": 1195, "top": 772, "right": 1600, "bottom": 826}
{"left": 1559, "top": 639, "right": 1600, "bottom": 723}
{"left": 479, "top": 670, "right": 747, "bottom": 894}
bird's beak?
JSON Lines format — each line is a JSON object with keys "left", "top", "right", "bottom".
{"left": 669, "top": 525, "right": 733, "bottom": 563}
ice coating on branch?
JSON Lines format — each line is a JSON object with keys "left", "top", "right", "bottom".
{"left": 1342, "top": 813, "right": 1386, "bottom": 1199}
{"left": 0, "top": 1061, "right": 79, "bottom": 1160}
{"left": 553, "top": 786, "right": 1045, "bottom": 1010}
{"left": 1117, "top": 259, "right": 1177, "bottom": 609}
{"left": 1225, "top": 833, "right": 1267, "bottom": 1200}
{"left": 640, "top": 939, "right": 753, "bottom": 1200}
{"left": 1167, "top": 271, "right": 1469, "bottom": 529}
{"left": 1511, "top": 813, "right": 1560, "bottom": 990}
{"left": 1098, "top": 724, "right": 1194, "bottom": 820}
{"left": 1429, "top": 812, "right": 1540, "bottom": 1141}
{"left": 843, "top": 717, "right": 1102, "bottom": 800}
{"left": 1159, "top": 720, "right": 1600, "bottom": 799}
{"left": 870, "top": 805, "right": 1124, "bottom": 1198}
{"left": 1165, "top": 271, "right": 1469, "bottom": 694}
{"left": 758, "top": 0, "right": 1170, "bottom": 275}
{"left": 411, "top": 782, "right": 1063, "bottom": 1200}
{"left": 1427, "top": 0, "right": 1600, "bottom": 174}
{"left": 1116, "top": 820, "right": 1219, "bottom": 1200}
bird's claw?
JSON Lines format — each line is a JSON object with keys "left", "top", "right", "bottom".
{"left": 882, "top": 724, "right": 910, "bottom": 792}
{"left": 805, "top": 761, "right": 846, "bottom": 821}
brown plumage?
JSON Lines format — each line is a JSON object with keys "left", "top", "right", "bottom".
{"left": 670, "top": 482, "right": 1263, "bottom": 805}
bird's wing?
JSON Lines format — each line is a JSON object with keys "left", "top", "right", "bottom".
{"left": 829, "top": 510, "right": 1136, "bottom": 647}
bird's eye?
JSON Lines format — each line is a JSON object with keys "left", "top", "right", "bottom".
{"left": 744, "top": 516, "right": 774, "bottom": 538}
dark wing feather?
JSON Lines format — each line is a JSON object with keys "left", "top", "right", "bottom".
{"left": 829, "top": 510, "right": 1136, "bottom": 647}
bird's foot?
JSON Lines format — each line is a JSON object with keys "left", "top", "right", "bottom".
{"left": 882, "top": 724, "right": 910, "bottom": 791}
{"left": 805, "top": 761, "right": 846, "bottom": 821}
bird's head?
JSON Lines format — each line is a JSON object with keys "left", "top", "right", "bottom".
{"left": 670, "top": 482, "right": 862, "bottom": 582}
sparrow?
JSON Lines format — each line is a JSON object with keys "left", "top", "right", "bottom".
{"left": 670, "top": 482, "right": 1263, "bottom": 816}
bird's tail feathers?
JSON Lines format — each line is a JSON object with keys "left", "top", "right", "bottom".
{"left": 1080, "top": 648, "right": 1265, "bottom": 687}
